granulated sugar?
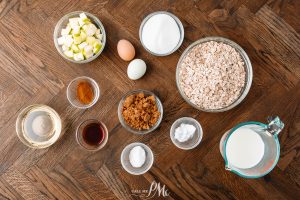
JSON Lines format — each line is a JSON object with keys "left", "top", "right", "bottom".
{"left": 179, "top": 41, "right": 246, "bottom": 110}
{"left": 141, "top": 13, "right": 181, "bottom": 55}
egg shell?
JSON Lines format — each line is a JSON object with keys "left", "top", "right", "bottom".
{"left": 127, "top": 59, "right": 147, "bottom": 80}
{"left": 117, "top": 39, "right": 135, "bottom": 61}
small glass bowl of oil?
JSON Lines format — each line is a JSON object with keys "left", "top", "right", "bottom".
{"left": 16, "top": 104, "right": 62, "bottom": 149}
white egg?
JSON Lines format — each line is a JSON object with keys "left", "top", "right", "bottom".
{"left": 127, "top": 59, "right": 147, "bottom": 80}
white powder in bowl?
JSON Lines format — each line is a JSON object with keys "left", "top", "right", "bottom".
{"left": 31, "top": 114, "right": 54, "bottom": 137}
{"left": 174, "top": 123, "right": 196, "bottom": 142}
{"left": 141, "top": 13, "right": 181, "bottom": 55}
{"left": 129, "top": 146, "right": 146, "bottom": 168}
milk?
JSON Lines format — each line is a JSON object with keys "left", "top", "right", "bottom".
{"left": 225, "top": 126, "right": 265, "bottom": 169}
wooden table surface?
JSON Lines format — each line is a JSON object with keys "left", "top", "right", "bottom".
{"left": 0, "top": 0, "right": 300, "bottom": 199}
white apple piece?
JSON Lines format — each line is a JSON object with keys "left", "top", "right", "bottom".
{"left": 74, "top": 52, "right": 84, "bottom": 61}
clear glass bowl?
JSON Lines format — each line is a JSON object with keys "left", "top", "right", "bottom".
{"left": 139, "top": 11, "right": 184, "bottom": 56}
{"left": 118, "top": 89, "right": 163, "bottom": 134}
{"left": 53, "top": 11, "right": 106, "bottom": 64}
{"left": 121, "top": 142, "right": 154, "bottom": 175}
{"left": 176, "top": 36, "right": 253, "bottom": 112}
{"left": 76, "top": 119, "right": 108, "bottom": 151}
{"left": 16, "top": 104, "right": 62, "bottom": 149}
{"left": 67, "top": 76, "right": 100, "bottom": 109}
{"left": 170, "top": 117, "right": 203, "bottom": 150}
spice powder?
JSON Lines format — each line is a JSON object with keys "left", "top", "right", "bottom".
{"left": 77, "top": 81, "right": 94, "bottom": 105}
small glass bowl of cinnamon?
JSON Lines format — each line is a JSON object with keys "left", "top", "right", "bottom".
{"left": 67, "top": 76, "right": 100, "bottom": 109}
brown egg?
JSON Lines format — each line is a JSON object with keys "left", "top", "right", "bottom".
{"left": 117, "top": 39, "right": 135, "bottom": 61}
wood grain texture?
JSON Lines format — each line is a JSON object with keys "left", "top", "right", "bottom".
{"left": 0, "top": 0, "right": 299, "bottom": 199}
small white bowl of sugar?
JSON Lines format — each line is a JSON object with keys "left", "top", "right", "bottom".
{"left": 170, "top": 117, "right": 203, "bottom": 150}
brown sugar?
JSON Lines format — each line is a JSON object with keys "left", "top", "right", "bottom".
{"left": 122, "top": 93, "right": 161, "bottom": 130}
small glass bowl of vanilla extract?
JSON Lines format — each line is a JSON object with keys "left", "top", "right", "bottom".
{"left": 76, "top": 119, "right": 108, "bottom": 151}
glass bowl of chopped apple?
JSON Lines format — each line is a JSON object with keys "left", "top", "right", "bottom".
{"left": 54, "top": 11, "right": 106, "bottom": 63}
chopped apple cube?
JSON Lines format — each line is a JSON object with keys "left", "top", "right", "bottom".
{"left": 71, "top": 44, "right": 80, "bottom": 53}
{"left": 64, "top": 35, "right": 73, "bottom": 47}
{"left": 93, "top": 42, "right": 102, "bottom": 54}
{"left": 95, "top": 29, "right": 101, "bottom": 35}
{"left": 80, "top": 31, "right": 87, "bottom": 41}
{"left": 79, "top": 13, "right": 88, "bottom": 20}
{"left": 73, "top": 35, "right": 82, "bottom": 44}
{"left": 95, "top": 34, "right": 103, "bottom": 40}
{"left": 61, "top": 26, "right": 71, "bottom": 36}
{"left": 74, "top": 52, "right": 84, "bottom": 61}
{"left": 57, "top": 36, "right": 65, "bottom": 45}
{"left": 86, "top": 36, "right": 96, "bottom": 45}
{"left": 69, "top": 17, "right": 80, "bottom": 27}
{"left": 86, "top": 24, "right": 97, "bottom": 36}
{"left": 83, "top": 45, "right": 93, "bottom": 58}
{"left": 72, "top": 25, "right": 80, "bottom": 35}
{"left": 64, "top": 50, "right": 74, "bottom": 58}
{"left": 62, "top": 44, "right": 69, "bottom": 51}
{"left": 78, "top": 42, "right": 88, "bottom": 49}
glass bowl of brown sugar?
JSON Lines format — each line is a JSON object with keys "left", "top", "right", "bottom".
{"left": 67, "top": 76, "right": 100, "bottom": 109}
{"left": 118, "top": 89, "right": 163, "bottom": 134}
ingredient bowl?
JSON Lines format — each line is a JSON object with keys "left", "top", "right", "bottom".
{"left": 139, "top": 11, "right": 184, "bottom": 56}
{"left": 176, "top": 36, "right": 253, "bottom": 112}
{"left": 121, "top": 142, "right": 154, "bottom": 175}
{"left": 67, "top": 76, "right": 100, "bottom": 109}
{"left": 53, "top": 11, "right": 106, "bottom": 63}
{"left": 76, "top": 119, "right": 108, "bottom": 151}
{"left": 118, "top": 89, "right": 163, "bottom": 134}
{"left": 16, "top": 104, "right": 62, "bottom": 149}
{"left": 170, "top": 117, "right": 203, "bottom": 150}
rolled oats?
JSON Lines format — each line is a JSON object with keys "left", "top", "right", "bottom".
{"left": 179, "top": 41, "right": 246, "bottom": 110}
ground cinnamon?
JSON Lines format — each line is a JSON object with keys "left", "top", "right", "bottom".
{"left": 77, "top": 81, "right": 94, "bottom": 105}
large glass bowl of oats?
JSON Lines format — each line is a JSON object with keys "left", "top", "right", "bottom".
{"left": 176, "top": 36, "right": 253, "bottom": 112}
{"left": 118, "top": 89, "right": 163, "bottom": 134}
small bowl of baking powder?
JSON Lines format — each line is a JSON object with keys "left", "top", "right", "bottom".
{"left": 170, "top": 117, "right": 203, "bottom": 150}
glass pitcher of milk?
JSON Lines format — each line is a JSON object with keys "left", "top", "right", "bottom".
{"left": 219, "top": 116, "right": 284, "bottom": 178}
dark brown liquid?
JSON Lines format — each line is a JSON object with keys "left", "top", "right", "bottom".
{"left": 82, "top": 123, "right": 104, "bottom": 146}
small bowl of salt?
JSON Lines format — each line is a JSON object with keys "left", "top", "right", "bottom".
{"left": 170, "top": 117, "right": 203, "bottom": 150}
{"left": 121, "top": 142, "right": 154, "bottom": 175}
